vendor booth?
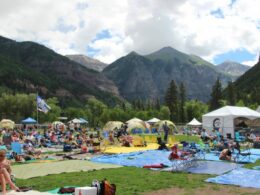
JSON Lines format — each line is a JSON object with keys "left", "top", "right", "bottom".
{"left": 203, "top": 106, "right": 260, "bottom": 138}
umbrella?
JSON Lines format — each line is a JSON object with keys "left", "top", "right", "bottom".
{"left": 22, "top": 117, "right": 37, "bottom": 124}
{"left": 0, "top": 119, "right": 15, "bottom": 129}
{"left": 103, "top": 121, "right": 124, "bottom": 131}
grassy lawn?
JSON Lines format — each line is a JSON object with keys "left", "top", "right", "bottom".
{"left": 244, "top": 159, "right": 260, "bottom": 169}
{"left": 16, "top": 167, "right": 210, "bottom": 195}
{"left": 15, "top": 166, "right": 260, "bottom": 195}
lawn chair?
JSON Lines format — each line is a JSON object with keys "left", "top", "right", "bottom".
{"left": 235, "top": 132, "right": 246, "bottom": 142}
{"left": 233, "top": 143, "right": 251, "bottom": 163}
{"left": 11, "top": 142, "right": 24, "bottom": 155}
{"left": 169, "top": 145, "right": 197, "bottom": 171}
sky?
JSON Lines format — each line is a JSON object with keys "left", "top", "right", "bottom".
{"left": 0, "top": 0, "right": 259, "bottom": 66}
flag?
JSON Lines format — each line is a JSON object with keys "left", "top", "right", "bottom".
{"left": 36, "top": 95, "right": 51, "bottom": 113}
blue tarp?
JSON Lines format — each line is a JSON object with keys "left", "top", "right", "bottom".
{"left": 92, "top": 150, "right": 173, "bottom": 167}
{"left": 206, "top": 168, "right": 260, "bottom": 188}
{"left": 22, "top": 117, "right": 37, "bottom": 124}
{"left": 243, "top": 149, "right": 260, "bottom": 156}
{"left": 92, "top": 150, "right": 259, "bottom": 168}
{"left": 204, "top": 152, "right": 259, "bottom": 163}
{"left": 186, "top": 161, "right": 243, "bottom": 175}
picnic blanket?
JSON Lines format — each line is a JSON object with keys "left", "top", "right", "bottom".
{"left": 103, "top": 143, "right": 159, "bottom": 154}
{"left": 186, "top": 161, "right": 243, "bottom": 175}
{"left": 12, "top": 160, "right": 121, "bottom": 179}
{"left": 206, "top": 168, "right": 260, "bottom": 188}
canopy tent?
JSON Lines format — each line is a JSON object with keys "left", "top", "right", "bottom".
{"left": 154, "top": 120, "right": 177, "bottom": 134}
{"left": 203, "top": 106, "right": 260, "bottom": 137}
{"left": 103, "top": 121, "right": 124, "bottom": 131}
{"left": 22, "top": 117, "right": 37, "bottom": 124}
{"left": 187, "top": 118, "right": 202, "bottom": 126}
{"left": 68, "top": 118, "right": 82, "bottom": 124}
{"left": 257, "top": 106, "right": 260, "bottom": 113}
{"left": 147, "top": 118, "right": 160, "bottom": 124}
{"left": 0, "top": 119, "right": 15, "bottom": 129}
{"left": 79, "top": 118, "right": 88, "bottom": 124}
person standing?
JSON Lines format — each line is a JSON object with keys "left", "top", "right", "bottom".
{"left": 163, "top": 122, "right": 169, "bottom": 142}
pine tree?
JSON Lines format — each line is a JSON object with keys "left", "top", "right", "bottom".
{"left": 165, "top": 80, "right": 179, "bottom": 122}
{"left": 179, "top": 82, "right": 186, "bottom": 123}
{"left": 155, "top": 98, "right": 161, "bottom": 110}
{"left": 209, "top": 78, "right": 222, "bottom": 111}
{"left": 227, "top": 81, "right": 236, "bottom": 105}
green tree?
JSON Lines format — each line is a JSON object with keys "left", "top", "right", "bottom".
{"left": 185, "top": 100, "right": 208, "bottom": 121}
{"left": 159, "top": 106, "right": 171, "bottom": 120}
{"left": 86, "top": 97, "right": 107, "bottom": 127}
{"left": 227, "top": 82, "right": 236, "bottom": 105}
{"left": 209, "top": 78, "right": 223, "bottom": 111}
{"left": 165, "top": 80, "right": 179, "bottom": 122}
{"left": 179, "top": 82, "right": 186, "bottom": 123}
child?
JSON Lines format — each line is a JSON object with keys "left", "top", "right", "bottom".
{"left": 0, "top": 150, "right": 20, "bottom": 194}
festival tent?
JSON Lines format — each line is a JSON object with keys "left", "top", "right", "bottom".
{"left": 127, "top": 121, "right": 146, "bottom": 133}
{"left": 257, "top": 106, "right": 260, "bottom": 113}
{"left": 68, "top": 118, "right": 82, "bottom": 124}
{"left": 154, "top": 120, "right": 177, "bottom": 134}
{"left": 203, "top": 106, "right": 260, "bottom": 137}
{"left": 126, "top": 117, "right": 143, "bottom": 124}
{"left": 147, "top": 118, "right": 160, "bottom": 124}
{"left": 22, "top": 117, "right": 37, "bottom": 124}
{"left": 0, "top": 119, "right": 15, "bottom": 129}
{"left": 103, "top": 121, "right": 124, "bottom": 131}
{"left": 187, "top": 118, "right": 202, "bottom": 126}
{"left": 79, "top": 118, "right": 88, "bottom": 124}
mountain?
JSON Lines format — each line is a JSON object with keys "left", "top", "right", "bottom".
{"left": 234, "top": 55, "right": 260, "bottom": 95}
{"left": 66, "top": 54, "right": 108, "bottom": 72}
{"left": 103, "top": 47, "right": 232, "bottom": 102}
{"left": 216, "top": 61, "right": 250, "bottom": 78}
{"left": 0, "top": 36, "right": 120, "bottom": 106}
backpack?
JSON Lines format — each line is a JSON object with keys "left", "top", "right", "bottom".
{"left": 100, "top": 179, "right": 116, "bottom": 195}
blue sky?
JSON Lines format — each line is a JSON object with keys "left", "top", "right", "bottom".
{"left": 213, "top": 50, "right": 257, "bottom": 65}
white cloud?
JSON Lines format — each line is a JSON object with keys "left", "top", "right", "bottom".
{"left": 0, "top": 0, "right": 259, "bottom": 64}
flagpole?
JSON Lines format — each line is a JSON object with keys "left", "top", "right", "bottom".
{"left": 36, "top": 92, "right": 39, "bottom": 126}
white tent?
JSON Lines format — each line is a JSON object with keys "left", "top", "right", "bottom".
{"left": 257, "top": 106, "right": 260, "bottom": 113}
{"left": 69, "top": 118, "right": 82, "bottom": 124}
{"left": 187, "top": 118, "right": 202, "bottom": 126}
{"left": 147, "top": 118, "right": 160, "bottom": 124}
{"left": 203, "top": 106, "right": 260, "bottom": 137}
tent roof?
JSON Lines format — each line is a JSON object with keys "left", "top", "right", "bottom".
{"left": 203, "top": 106, "right": 260, "bottom": 119}
{"left": 22, "top": 117, "right": 37, "bottom": 124}
{"left": 257, "top": 106, "right": 260, "bottom": 113}
{"left": 126, "top": 118, "right": 143, "bottom": 123}
{"left": 69, "top": 118, "right": 82, "bottom": 124}
{"left": 79, "top": 118, "right": 88, "bottom": 124}
{"left": 187, "top": 118, "right": 202, "bottom": 126}
{"left": 147, "top": 118, "right": 160, "bottom": 123}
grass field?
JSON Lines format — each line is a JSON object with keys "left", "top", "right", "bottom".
{"left": 16, "top": 166, "right": 260, "bottom": 195}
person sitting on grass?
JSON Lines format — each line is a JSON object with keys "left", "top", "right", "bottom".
{"left": 0, "top": 150, "right": 20, "bottom": 194}
{"left": 219, "top": 148, "right": 232, "bottom": 161}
